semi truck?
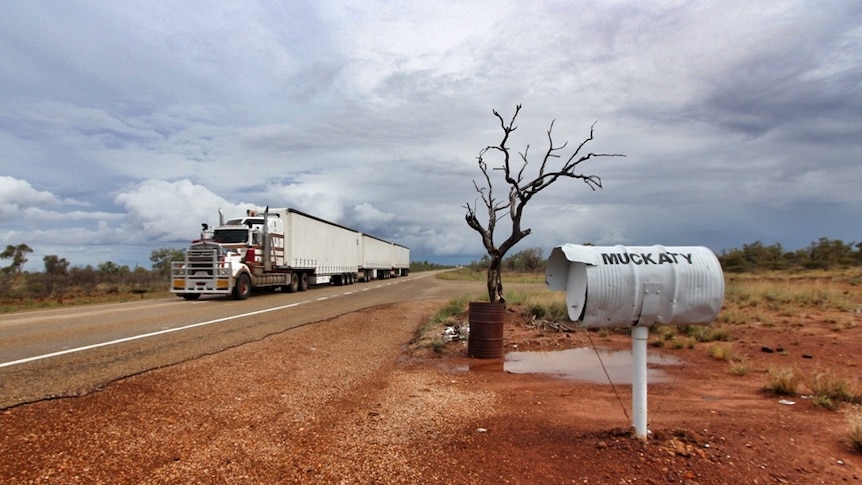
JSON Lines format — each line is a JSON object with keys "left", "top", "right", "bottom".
{"left": 170, "top": 207, "right": 410, "bottom": 300}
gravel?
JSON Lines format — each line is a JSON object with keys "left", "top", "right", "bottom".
{"left": 0, "top": 300, "right": 496, "bottom": 483}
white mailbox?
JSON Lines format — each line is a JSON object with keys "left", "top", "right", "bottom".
{"left": 546, "top": 244, "right": 724, "bottom": 328}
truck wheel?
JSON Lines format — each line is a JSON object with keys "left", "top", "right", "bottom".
{"left": 288, "top": 273, "right": 299, "bottom": 293}
{"left": 300, "top": 273, "right": 309, "bottom": 291}
{"left": 181, "top": 293, "right": 201, "bottom": 301}
{"left": 233, "top": 273, "right": 251, "bottom": 300}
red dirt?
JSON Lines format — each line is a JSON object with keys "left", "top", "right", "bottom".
{"left": 413, "top": 303, "right": 862, "bottom": 484}
{"left": 2, "top": 296, "right": 861, "bottom": 484}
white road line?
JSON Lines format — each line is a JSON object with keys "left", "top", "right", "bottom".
{"left": 0, "top": 301, "right": 306, "bottom": 369}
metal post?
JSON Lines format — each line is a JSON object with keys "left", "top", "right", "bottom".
{"left": 632, "top": 325, "right": 649, "bottom": 440}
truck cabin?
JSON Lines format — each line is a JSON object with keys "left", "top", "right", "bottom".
{"left": 213, "top": 216, "right": 282, "bottom": 247}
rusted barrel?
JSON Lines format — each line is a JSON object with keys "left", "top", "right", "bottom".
{"left": 467, "top": 301, "right": 505, "bottom": 359}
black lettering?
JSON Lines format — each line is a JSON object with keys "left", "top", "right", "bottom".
{"left": 602, "top": 251, "right": 695, "bottom": 265}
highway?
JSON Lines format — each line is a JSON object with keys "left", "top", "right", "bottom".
{"left": 0, "top": 272, "right": 477, "bottom": 409}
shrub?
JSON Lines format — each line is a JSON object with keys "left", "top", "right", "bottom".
{"left": 416, "top": 295, "right": 472, "bottom": 338}
{"left": 729, "top": 360, "right": 750, "bottom": 376}
{"left": 809, "top": 371, "right": 860, "bottom": 409}
{"left": 708, "top": 344, "right": 735, "bottom": 361}
{"left": 849, "top": 413, "right": 862, "bottom": 453}
{"left": 763, "top": 366, "right": 800, "bottom": 396}
{"left": 429, "top": 338, "right": 448, "bottom": 354}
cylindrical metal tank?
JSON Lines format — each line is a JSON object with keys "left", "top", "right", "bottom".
{"left": 546, "top": 244, "right": 724, "bottom": 328}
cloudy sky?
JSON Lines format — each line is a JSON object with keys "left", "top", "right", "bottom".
{"left": 1, "top": 1, "right": 860, "bottom": 270}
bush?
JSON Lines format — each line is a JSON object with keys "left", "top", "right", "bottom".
{"left": 763, "top": 366, "right": 800, "bottom": 396}
{"left": 708, "top": 344, "right": 736, "bottom": 361}
{"left": 849, "top": 413, "right": 862, "bottom": 453}
{"left": 809, "top": 371, "right": 860, "bottom": 409}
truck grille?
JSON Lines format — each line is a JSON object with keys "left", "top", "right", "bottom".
{"left": 171, "top": 246, "right": 232, "bottom": 294}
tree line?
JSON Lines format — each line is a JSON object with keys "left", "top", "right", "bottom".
{"left": 0, "top": 244, "right": 182, "bottom": 303}
{"left": 2, "top": 237, "right": 859, "bottom": 303}
{"left": 465, "top": 238, "right": 862, "bottom": 274}
{"left": 716, "top": 238, "right": 862, "bottom": 272}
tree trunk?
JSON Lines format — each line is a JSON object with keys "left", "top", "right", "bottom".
{"left": 486, "top": 255, "right": 504, "bottom": 303}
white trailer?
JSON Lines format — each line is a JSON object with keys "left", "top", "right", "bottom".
{"left": 277, "top": 208, "right": 360, "bottom": 286}
{"left": 393, "top": 244, "right": 410, "bottom": 277}
{"left": 359, "top": 234, "right": 394, "bottom": 281}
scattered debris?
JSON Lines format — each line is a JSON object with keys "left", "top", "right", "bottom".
{"left": 778, "top": 399, "right": 795, "bottom": 406}
{"left": 526, "top": 316, "right": 574, "bottom": 332}
{"left": 443, "top": 324, "right": 469, "bottom": 342}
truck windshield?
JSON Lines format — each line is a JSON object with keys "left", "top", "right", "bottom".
{"left": 212, "top": 229, "right": 249, "bottom": 244}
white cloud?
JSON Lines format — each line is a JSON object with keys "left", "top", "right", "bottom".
{"left": 114, "top": 179, "right": 250, "bottom": 242}
{"left": 0, "top": 176, "right": 60, "bottom": 213}
{"left": 0, "top": 0, "right": 860, "bottom": 269}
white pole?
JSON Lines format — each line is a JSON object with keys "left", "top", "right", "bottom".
{"left": 632, "top": 325, "right": 649, "bottom": 440}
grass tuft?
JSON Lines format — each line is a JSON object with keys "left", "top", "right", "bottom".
{"left": 708, "top": 343, "right": 736, "bottom": 361}
{"left": 808, "top": 371, "right": 860, "bottom": 409}
{"left": 849, "top": 412, "right": 862, "bottom": 453}
{"left": 763, "top": 366, "right": 800, "bottom": 396}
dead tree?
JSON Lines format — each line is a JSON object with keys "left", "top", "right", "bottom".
{"left": 464, "top": 105, "right": 624, "bottom": 303}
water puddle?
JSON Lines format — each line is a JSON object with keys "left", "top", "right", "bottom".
{"left": 504, "top": 348, "right": 683, "bottom": 384}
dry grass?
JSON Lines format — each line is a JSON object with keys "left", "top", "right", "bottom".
{"left": 808, "top": 371, "right": 861, "bottom": 410}
{"left": 723, "top": 270, "right": 862, "bottom": 316}
{"left": 849, "top": 411, "right": 862, "bottom": 453}
{"left": 763, "top": 366, "right": 801, "bottom": 396}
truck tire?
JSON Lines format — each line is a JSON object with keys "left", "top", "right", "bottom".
{"left": 300, "top": 272, "right": 309, "bottom": 291}
{"left": 233, "top": 273, "right": 251, "bottom": 300}
{"left": 288, "top": 273, "right": 299, "bottom": 293}
{"left": 181, "top": 293, "right": 201, "bottom": 301}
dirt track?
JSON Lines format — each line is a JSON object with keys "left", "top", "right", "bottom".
{"left": 2, "top": 296, "right": 861, "bottom": 483}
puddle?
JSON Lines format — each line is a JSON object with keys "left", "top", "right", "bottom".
{"left": 504, "top": 348, "right": 683, "bottom": 384}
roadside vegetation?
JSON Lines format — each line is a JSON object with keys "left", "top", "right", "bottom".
{"left": 424, "top": 240, "right": 862, "bottom": 451}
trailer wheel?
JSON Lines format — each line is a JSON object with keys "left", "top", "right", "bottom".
{"left": 181, "top": 293, "right": 201, "bottom": 301}
{"left": 233, "top": 273, "right": 251, "bottom": 300}
{"left": 288, "top": 273, "right": 299, "bottom": 293}
{"left": 300, "top": 272, "right": 309, "bottom": 291}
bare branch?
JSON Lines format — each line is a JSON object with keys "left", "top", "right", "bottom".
{"left": 464, "top": 106, "right": 623, "bottom": 302}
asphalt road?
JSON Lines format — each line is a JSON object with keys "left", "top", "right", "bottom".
{"left": 0, "top": 272, "right": 479, "bottom": 409}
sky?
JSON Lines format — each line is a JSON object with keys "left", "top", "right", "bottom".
{"left": 1, "top": 1, "right": 861, "bottom": 271}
